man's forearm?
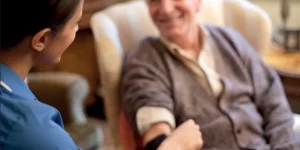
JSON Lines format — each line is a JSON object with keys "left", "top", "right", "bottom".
{"left": 143, "top": 122, "right": 172, "bottom": 146}
{"left": 136, "top": 107, "right": 176, "bottom": 147}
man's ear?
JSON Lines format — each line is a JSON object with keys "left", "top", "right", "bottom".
{"left": 31, "top": 28, "right": 52, "bottom": 52}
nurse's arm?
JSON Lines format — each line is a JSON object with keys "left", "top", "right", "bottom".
{"left": 3, "top": 122, "right": 79, "bottom": 150}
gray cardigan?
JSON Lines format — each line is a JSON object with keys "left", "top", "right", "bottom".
{"left": 121, "top": 25, "right": 299, "bottom": 149}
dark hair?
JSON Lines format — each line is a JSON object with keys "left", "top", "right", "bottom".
{"left": 0, "top": 0, "right": 80, "bottom": 49}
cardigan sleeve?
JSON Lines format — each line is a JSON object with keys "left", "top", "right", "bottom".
{"left": 121, "top": 53, "right": 175, "bottom": 136}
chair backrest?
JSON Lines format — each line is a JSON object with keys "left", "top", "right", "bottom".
{"left": 90, "top": 0, "right": 272, "bottom": 149}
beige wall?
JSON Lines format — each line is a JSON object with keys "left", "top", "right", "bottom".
{"left": 252, "top": 0, "right": 300, "bottom": 28}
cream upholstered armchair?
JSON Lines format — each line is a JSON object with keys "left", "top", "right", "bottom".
{"left": 90, "top": 0, "right": 300, "bottom": 149}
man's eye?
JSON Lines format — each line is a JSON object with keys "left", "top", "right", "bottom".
{"left": 148, "top": 0, "right": 160, "bottom": 4}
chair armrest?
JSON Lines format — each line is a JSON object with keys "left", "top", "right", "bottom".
{"left": 27, "top": 72, "right": 89, "bottom": 125}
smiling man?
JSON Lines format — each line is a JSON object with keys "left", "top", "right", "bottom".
{"left": 121, "top": 0, "right": 300, "bottom": 149}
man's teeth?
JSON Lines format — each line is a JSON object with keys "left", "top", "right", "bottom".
{"left": 160, "top": 15, "right": 180, "bottom": 22}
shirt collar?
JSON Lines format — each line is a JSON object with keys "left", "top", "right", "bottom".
{"left": 0, "top": 63, "right": 36, "bottom": 100}
{"left": 160, "top": 24, "right": 210, "bottom": 57}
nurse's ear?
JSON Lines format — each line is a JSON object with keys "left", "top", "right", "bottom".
{"left": 31, "top": 28, "right": 52, "bottom": 52}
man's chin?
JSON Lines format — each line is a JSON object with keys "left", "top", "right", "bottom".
{"left": 161, "top": 31, "right": 181, "bottom": 39}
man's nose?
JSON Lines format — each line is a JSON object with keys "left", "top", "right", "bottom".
{"left": 159, "top": 0, "right": 174, "bottom": 15}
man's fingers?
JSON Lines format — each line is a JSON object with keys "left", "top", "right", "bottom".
{"left": 196, "top": 137, "right": 203, "bottom": 149}
{"left": 195, "top": 124, "right": 200, "bottom": 130}
{"left": 194, "top": 130, "right": 202, "bottom": 139}
{"left": 186, "top": 119, "right": 195, "bottom": 125}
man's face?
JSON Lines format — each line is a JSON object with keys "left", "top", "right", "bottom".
{"left": 147, "top": 0, "right": 201, "bottom": 39}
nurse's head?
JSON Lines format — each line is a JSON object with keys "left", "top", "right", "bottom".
{"left": 0, "top": 0, "right": 83, "bottom": 66}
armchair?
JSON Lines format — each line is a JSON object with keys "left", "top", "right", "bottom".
{"left": 90, "top": 0, "right": 300, "bottom": 149}
{"left": 27, "top": 72, "right": 103, "bottom": 150}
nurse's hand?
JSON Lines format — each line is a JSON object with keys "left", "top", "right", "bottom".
{"left": 158, "top": 119, "right": 203, "bottom": 150}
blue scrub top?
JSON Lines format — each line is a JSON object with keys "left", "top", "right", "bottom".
{"left": 0, "top": 64, "right": 80, "bottom": 150}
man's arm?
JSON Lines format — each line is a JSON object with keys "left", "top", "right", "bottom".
{"left": 227, "top": 28, "right": 300, "bottom": 149}
{"left": 121, "top": 58, "right": 176, "bottom": 146}
{"left": 137, "top": 107, "right": 175, "bottom": 145}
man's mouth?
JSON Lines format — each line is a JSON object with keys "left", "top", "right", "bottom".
{"left": 158, "top": 13, "right": 183, "bottom": 23}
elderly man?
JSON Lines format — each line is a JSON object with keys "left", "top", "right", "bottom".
{"left": 121, "top": 0, "right": 300, "bottom": 149}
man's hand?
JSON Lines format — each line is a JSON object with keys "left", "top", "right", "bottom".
{"left": 158, "top": 119, "right": 203, "bottom": 150}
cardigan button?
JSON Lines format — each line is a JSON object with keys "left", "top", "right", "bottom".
{"left": 236, "top": 128, "right": 242, "bottom": 134}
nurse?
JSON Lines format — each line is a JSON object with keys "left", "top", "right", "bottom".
{"left": 0, "top": 0, "right": 83, "bottom": 149}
